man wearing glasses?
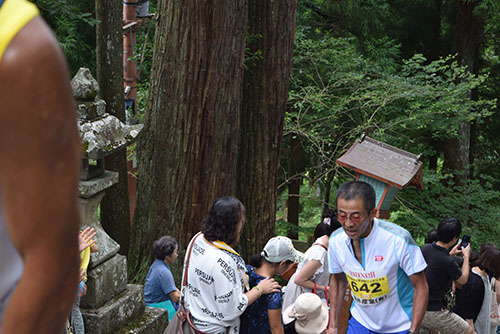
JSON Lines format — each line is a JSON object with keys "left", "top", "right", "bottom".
{"left": 327, "top": 181, "right": 428, "bottom": 334}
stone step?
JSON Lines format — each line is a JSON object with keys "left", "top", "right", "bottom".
{"left": 115, "top": 307, "right": 169, "bottom": 334}
{"left": 81, "top": 254, "right": 128, "bottom": 309}
{"left": 82, "top": 284, "right": 145, "bottom": 334}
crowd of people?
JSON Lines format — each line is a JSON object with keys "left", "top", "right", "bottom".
{"left": 145, "top": 181, "right": 500, "bottom": 334}
{"left": 2, "top": 1, "right": 500, "bottom": 334}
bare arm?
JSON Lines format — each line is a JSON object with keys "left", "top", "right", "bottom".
{"left": 495, "top": 279, "right": 500, "bottom": 304}
{"left": 0, "top": 16, "right": 81, "bottom": 334}
{"left": 168, "top": 289, "right": 181, "bottom": 303}
{"left": 453, "top": 243, "right": 470, "bottom": 286}
{"left": 267, "top": 309, "right": 284, "bottom": 334}
{"left": 408, "top": 271, "right": 428, "bottom": 333}
{"left": 294, "top": 259, "right": 325, "bottom": 291}
{"left": 327, "top": 273, "right": 346, "bottom": 334}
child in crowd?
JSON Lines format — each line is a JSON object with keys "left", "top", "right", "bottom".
{"left": 71, "top": 226, "right": 98, "bottom": 334}
{"left": 282, "top": 293, "right": 329, "bottom": 334}
{"left": 240, "top": 236, "right": 304, "bottom": 334}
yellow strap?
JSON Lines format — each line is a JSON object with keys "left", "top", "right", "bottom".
{"left": 0, "top": 0, "right": 39, "bottom": 62}
{"left": 212, "top": 240, "right": 241, "bottom": 256}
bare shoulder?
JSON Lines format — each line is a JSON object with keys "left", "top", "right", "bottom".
{"left": 0, "top": 16, "right": 74, "bottom": 124}
{"left": 0, "top": 15, "right": 77, "bottom": 156}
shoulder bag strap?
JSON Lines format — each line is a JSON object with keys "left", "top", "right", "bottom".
{"left": 312, "top": 242, "right": 328, "bottom": 251}
{"left": 181, "top": 232, "right": 202, "bottom": 305}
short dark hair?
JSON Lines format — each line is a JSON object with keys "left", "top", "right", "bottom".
{"left": 426, "top": 229, "right": 438, "bottom": 244}
{"left": 153, "top": 236, "right": 178, "bottom": 260}
{"left": 201, "top": 196, "right": 245, "bottom": 245}
{"left": 476, "top": 244, "right": 500, "bottom": 279}
{"left": 436, "top": 218, "right": 462, "bottom": 243}
{"left": 336, "top": 181, "right": 376, "bottom": 213}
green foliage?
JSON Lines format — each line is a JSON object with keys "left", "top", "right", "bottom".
{"left": 276, "top": 179, "right": 325, "bottom": 242}
{"left": 391, "top": 171, "right": 500, "bottom": 249}
{"left": 244, "top": 33, "right": 263, "bottom": 71}
{"left": 31, "top": 0, "right": 97, "bottom": 75}
{"left": 284, "top": 29, "right": 494, "bottom": 192}
{"left": 281, "top": 3, "right": 500, "bottom": 247}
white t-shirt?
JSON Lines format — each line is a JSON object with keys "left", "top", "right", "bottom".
{"left": 328, "top": 218, "right": 427, "bottom": 333}
{"left": 282, "top": 237, "right": 329, "bottom": 311}
{"left": 183, "top": 234, "right": 249, "bottom": 334}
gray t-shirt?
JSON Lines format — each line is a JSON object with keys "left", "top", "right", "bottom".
{"left": 0, "top": 208, "right": 24, "bottom": 325}
{"left": 473, "top": 268, "right": 492, "bottom": 334}
{"left": 0, "top": 202, "right": 23, "bottom": 325}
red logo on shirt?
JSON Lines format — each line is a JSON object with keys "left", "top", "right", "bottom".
{"left": 374, "top": 255, "right": 384, "bottom": 262}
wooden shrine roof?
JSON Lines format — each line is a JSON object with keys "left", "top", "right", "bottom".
{"left": 336, "top": 135, "right": 424, "bottom": 190}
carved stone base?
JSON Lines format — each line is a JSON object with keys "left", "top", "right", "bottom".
{"left": 80, "top": 254, "right": 127, "bottom": 309}
{"left": 82, "top": 284, "right": 145, "bottom": 334}
{"left": 116, "top": 307, "right": 169, "bottom": 334}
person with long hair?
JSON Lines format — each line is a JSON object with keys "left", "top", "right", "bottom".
{"left": 182, "top": 197, "right": 281, "bottom": 334}
{"left": 282, "top": 211, "right": 341, "bottom": 311}
{"left": 458, "top": 243, "right": 500, "bottom": 334}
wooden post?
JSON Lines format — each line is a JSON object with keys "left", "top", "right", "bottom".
{"left": 123, "top": 0, "right": 138, "bottom": 117}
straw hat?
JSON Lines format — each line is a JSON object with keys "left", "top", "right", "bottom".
{"left": 282, "top": 293, "right": 329, "bottom": 334}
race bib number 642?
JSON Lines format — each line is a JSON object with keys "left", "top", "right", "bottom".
{"left": 345, "top": 269, "right": 390, "bottom": 306}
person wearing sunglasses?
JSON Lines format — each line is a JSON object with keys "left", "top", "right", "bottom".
{"left": 327, "top": 181, "right": 428, "bottom": 334}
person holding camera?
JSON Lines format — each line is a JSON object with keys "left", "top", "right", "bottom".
{"left": 420, "top": 217, "right": 475, "bottom": 334}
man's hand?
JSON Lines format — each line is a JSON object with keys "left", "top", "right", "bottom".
{"left": 450, "top": 241, "right": 470, "bottom": 258}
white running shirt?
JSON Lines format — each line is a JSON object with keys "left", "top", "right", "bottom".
{"left": 183, "top": 234, "right": 249, "bottom": 334}
{"left": 328, "top": 218, "right": 427, "bottom": 333}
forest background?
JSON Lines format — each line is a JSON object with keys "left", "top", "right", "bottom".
{"left": 33, "top": 0, "right": 500, "bottom": 282}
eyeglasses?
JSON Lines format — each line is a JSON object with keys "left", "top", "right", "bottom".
{"left": 337, "top": 211, "right": 364, "bottom": 224}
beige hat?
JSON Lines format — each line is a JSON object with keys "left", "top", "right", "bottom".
{"left": 261, "top": 236, "right": 304, "bottom": 264}
{"left": 282, "top": 293, "right": 329, "bottom": 334}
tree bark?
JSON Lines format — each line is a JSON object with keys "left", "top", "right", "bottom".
{"left": 95, "top": 0, "right": 131, "bottom": 255}
{"left": 129, "top": 0, "right": 248, "bottom": 279}
{"left": 323, "top": 170, "right": 334, "bottom": 212}
{"left": 237, "top": 0, "right": 298, "bottom": 260}
{"left": 444, "top": 0, "right": 484, "bottom": 185}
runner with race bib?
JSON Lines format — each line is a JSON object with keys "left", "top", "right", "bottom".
{"left": 327, "top": 181, "right": 428, "bottom": 334}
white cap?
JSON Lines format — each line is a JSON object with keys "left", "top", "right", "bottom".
{"left": 282, "top": 293, "right": 329, "bottom": 334}
{"left": 261, "top": 236, "right": 304, "bottom": 264}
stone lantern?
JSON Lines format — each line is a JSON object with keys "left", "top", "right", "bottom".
{"left": 72, "top": 68, "right": 167, "bottom": 333}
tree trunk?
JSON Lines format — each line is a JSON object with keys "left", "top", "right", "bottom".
{"left": 237, "top": 0, "right": 298, "bottom": 261}
{"left": 444, "top": 0, "right": 484, "bottom": 185}
{"left": 128, "top": 0, "right": 248, "bottom": 280}
{"left": 430, "top": 0, "right": 442, "bottom": 61}
{"left": 323, "top": 170, "right": 334, "bottom": 212}
{"left": 95, "top": 0, "right": 131, "bottom": 255}
{"left": 286, "top": 133, "right": 302, "bottom": 240}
